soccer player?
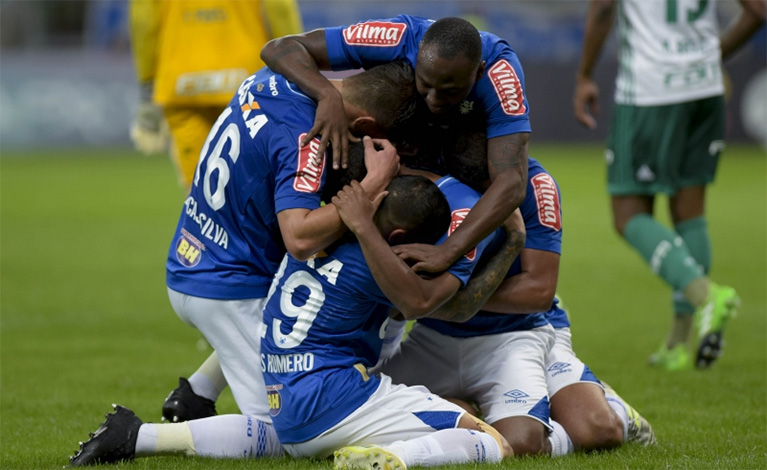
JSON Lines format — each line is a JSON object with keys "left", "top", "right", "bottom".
{"left": 261, "top": 15, "right": 532, "bottom": 275}
{"left": 68, "top": 170, "right": 525, "bottom": 468}
{"left": 262, "top": 175, "right": 524, "bottom": 469}
{"left": 69, "top": 62, "right": 421, "bottom": 466}
{"left": 572, "top": 0, "right": 764, "bottom": 369}
{"left": 129, "top": 0, "right": 303, "bottom": 188}
{"left": 378, "top": 130, "right": 656, "bottom": 457}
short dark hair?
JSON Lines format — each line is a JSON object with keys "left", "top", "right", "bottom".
{"left": 321, "top": 141, "right": 367, "bottom": 203}
{"left": 377, "top": 175, "right": 450, "bottom": 245}
{"left": 421, "top": 17, "right": 482, "bottom": 66}
{"left": 343, "top": 61, "right": 422, "bottom": 142}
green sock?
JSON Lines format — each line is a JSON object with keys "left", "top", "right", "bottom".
{"left": 673, "top": 216, "right": 711, "bottom": 311}
{"left": 623, "top": 214, "right": 704, "bottom": 292}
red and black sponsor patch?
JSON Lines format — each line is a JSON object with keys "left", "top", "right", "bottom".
{"left": 293, "top": 134, "right": 325, "bottom": 193}
{"left": 487, "top": 60, "right": 527, "bottom": 116}
{"left": 342, "top": 21, "right": 407, "bottom": 47}
{"left": 448, "top": 208, "right": 477, "bottom": 261}
{"left": 531, "top": 173, "right": 561, "bottom": 231}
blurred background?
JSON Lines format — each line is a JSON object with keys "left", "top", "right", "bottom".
{"left": 1, "top": 0, "right": 765, "bottom": 151}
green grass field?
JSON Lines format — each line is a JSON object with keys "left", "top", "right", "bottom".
{"left": 1, "top": 144, "right": 765, "bottom": 469}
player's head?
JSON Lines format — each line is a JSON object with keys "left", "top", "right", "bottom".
{"left": 321, "top": 141, "right": 368, "bottom": 202}
{"left": 416, "top": 17, "right": 484, "bottom": 115}
{"left": 342, "top": 61, "right": 422, "bottom": 142}
{"left": 376, "top": 175, "right": 451, "bottom": 246}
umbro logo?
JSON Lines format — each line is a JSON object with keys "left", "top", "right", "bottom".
{"left": 504, "top": 389, "right": 529, "bottom": 399}
{"left": 547, "top": 362, "right": 571, "bottom": 372}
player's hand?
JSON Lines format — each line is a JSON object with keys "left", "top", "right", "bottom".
{"left": 332, "top": 180, "right": 387, "bottom": 235}
{"left": 130, "top": 82, "right": 169, "bottom": 155}
{"left": 304, "top": 88, "right": 359, "bottom": 170}
{"left": 573, "top": 76, "right": 600, "bottom": 130}
{"left": 360, "top": 136, "right": 400, "bottom": 195}
{"left": 391, "top": 243, "right": 454, "bottom": 273}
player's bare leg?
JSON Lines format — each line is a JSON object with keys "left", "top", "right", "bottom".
{"left": 550, "top": 383, "right": 623, "bottom": 450}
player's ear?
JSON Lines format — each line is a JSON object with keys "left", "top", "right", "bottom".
{"left": 387, "top": 228, "right": 409, "bottom": 246}
{"left": 349, "top": 116, "right": 380, "bottom": 138}
{"left": 475, "top": 60, "right": 486, "bottom": 81}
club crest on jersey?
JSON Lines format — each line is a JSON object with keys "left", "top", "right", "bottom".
{"left": 532, "top": 173, "right": 561, "bottom": 231}
{"left": 342, "top": 21, "right": 407, "bottom": 47}
{"left": 293, "top": 134, "right": 325, "bottom": 193}
{"left": 449, "top": 208, "right": 477, "bottom": 261}
{"left": 175, "top": 231, "right": 204, "bottom": 268}
{"left": 488, "top": 60, "right": 526, "bottom": 116}
{"left": 266, "top": 384, "right": 283, "bottom": 417}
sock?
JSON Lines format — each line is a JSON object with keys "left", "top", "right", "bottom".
{"left": 387, "top": 429, "right": 502, "bottom": 467}
{"left": 188, "top": 351, "right": 227, "bottom": 401}
{"left": 673, "top": 216, "right": 712, "bottom": 313}
{"left": 623, "top": 214, "right": 704, "bottom": 298}
{"left": 136, "top": 415, "right": 281, "bottom": 459}
{"left": 666, "top": 313, "right": 694, "bottom": 348}
{"left": 547, "top": 420, "right": 573, "bottom": 457}
{"left": 379, "top": 318, "right": 407, "bottom": 363}
{"left": 604, "top": 394, "right": 629, "bottom": 442}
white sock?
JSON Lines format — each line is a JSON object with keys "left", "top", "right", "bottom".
{"left": 188, "top": 351, "right": 227, "bottom": 401}
{"left": 387, "top": 429, "right": 502, "bottom": 467}
{"left": 378, "top": 318, "right": 407, "bottom": 363}
{"left": 605, "top": 394, "right": 629, "bottom": 441}
{"left": 547, "top": 420, "right": 574, "bottom": 457}
{"left": 135, "top": 415, "right": 282, "bottom": 459}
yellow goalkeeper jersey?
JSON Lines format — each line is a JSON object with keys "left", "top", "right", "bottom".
{"left": 130, "top": 0, "right": 303, "bottom": 106}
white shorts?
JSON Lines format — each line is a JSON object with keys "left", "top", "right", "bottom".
{"left": 545, "top": 327, "right": 602, "bottom": 398}
{"left": 379, "top": 322, "right": 556, "bottom": 429}
{"left": 283, "top": 373, "right": 467, "bottom": 459}
{"left": 167, "top": 288, "right": 269, "bottom": 422}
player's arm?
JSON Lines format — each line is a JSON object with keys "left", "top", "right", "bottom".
{"left": 261, "top": 29, "right": 352, "bottom": 169}
{"left": 426, "top": 209, "right": 526, "bottom": 323}
{"left": 721, "top": 0, "right": 766, "bottom": 60}
{"left": 333, "top": 181, "right": 462, "bottom": 319}
{"left": 278, "top": 137, "right": 399, "bottom": 260}
{"left": 480, "top": 248, "right": 560, "bottom": 314}
{"left": 573, "top": 0, "right": 616, "bottom": 129}
{"left": 392, "top": 132, "right": 529, "bottom": 273}
{"left": 262, "top": 0, "right": 304, "bottom": 38}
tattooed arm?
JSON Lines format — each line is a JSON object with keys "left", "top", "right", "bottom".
{"left": 425, "top": 209, "right": 526, "bottom": 323}
{"left": 393, "top": 132, "right": 529, "bottom": 272}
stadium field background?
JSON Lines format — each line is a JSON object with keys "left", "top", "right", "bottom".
{"left": 1, "top": 143, "right": 764, "bottom": 469}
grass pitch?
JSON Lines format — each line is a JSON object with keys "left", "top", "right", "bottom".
{"left": 1, "top": 144, "right": 765, "bottom": 469}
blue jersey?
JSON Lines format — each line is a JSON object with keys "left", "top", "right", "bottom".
{"left": 420, "top": 157, "right": 562, "bottom": 337}
{"left": 261, "top": 176, "right": 504, "bottom": 444}
{"left": 435, "top": 176, "right": 505, "bottom": 287}
{"left": 166, "top": 68, "right": 327, "bottom": 300}
{"left": 324, "top": 15, "right": 531, "bottom": 139}
{"left": 261, "top": 245, "right": 391, "bottom": 444}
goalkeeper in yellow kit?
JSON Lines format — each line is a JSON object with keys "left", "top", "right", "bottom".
{"left": 129, "top": 0, "right": 304, "bottom": 189}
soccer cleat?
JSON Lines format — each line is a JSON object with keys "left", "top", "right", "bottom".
{"left": 162, "top": 377, "right": 217, "bottom": 422}
{"left": 694, "top": 283, "right": 739, "bottom": 369}
{"left": 601, "top": 382, "right": 657, "bottom": 447}
{"left": 333, "top": 445, "right": 407, "bottom": 470}
{"left": 648, "top": 343, "right": 691, "bottom": 371}
{"left": 69, "top": 404, "right": 142, "bottom": 467}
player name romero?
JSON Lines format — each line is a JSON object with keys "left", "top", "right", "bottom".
{"left": 183, "top": 196, "right": 230, "bottom": 249}
{"left": 263, "top": 353, "right": 316, "bottom": 373}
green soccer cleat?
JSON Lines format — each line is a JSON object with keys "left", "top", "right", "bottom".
{"left": 334, "top": 445, "right": 407, "bottom": 470}
{"left": 648, "top": 343, "right": 692, "bottom": 371}
{"left": 694, "top": 283, "right": 740, "bottom": 369}
{"left": 602, "top": 382, "right": 657, "bottom": 447}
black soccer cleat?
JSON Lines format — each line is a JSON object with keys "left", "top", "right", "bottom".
{"left": 69, "top": 404, "right": 142, "bottom": 467}
{"left": 161, "top": 377, "right": 217, "bottom": 422}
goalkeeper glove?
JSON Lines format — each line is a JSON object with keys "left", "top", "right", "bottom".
{"left": 130, "top": 81, "right": 169, "bottom": 155}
